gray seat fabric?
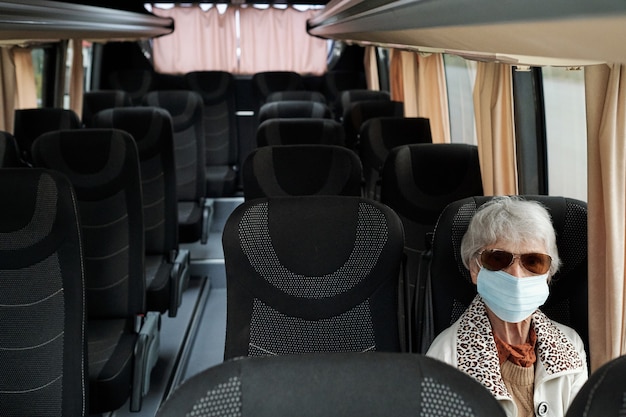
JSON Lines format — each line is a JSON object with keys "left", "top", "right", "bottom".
{"left": 0, "top": 131, "right": 23, "bottom": 167}
{"left": 252, "top": 70, "right": 305, "bottom": 108}
{"left": 256, "top": 117, "right": 345, "bottom": 147}
{"left": 222, "top": 195, "right": 404, "bottom": 360}
{"left": 242, "top": 145, "right": 363, "bottom": 200}
{"left": 82, "top": 90, "right": 133, "bottom": 127}
{"left": 108, "top": 69, "right": 154, "bottom": 105}
{"left": 156, "top": 352, "right": 507, "bottom": 417}
{"left": 566, "top": 354, "right": 626, "bottom": 417}
{"left": 13, "top": 108, "right": 81, "bottom": 164}
{"left": 359, "top": 116, "right": 433, "bottom": 200}
{"left": 143, "top": 90, "right": 209, "bottom": 243}
{"left": 342, "top": 100, "right": 404, "bottom": 151}
{"left": 258, "top": 100, "right": 332, "bottom": 123}
{"left": 266, "top": 90, "right": 327, "bottom": 103}
{"left": 184, "top": 71, "right": 239, "bottom": 197}
{"left": 31, "top": 128, "right": 160, "bottom": 414}
{"left": 0, "top": 168, "right": 87, "bottom": 417}
{"left": 379, "top": 143, "right": 483, "bottom": 352}
{"left": 93, "top": 106, "right": 190, "bottom": 317}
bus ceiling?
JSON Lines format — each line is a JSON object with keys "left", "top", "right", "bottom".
{"left": 307, "top": 0, "right": 626, "bottom": 67}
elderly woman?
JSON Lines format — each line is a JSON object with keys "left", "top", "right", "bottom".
{"left": 426, "top": 196, "right": 587, "bottom": 417}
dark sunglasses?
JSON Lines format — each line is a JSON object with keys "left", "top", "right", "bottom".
{"left": 478, "top": 249, "right": 552, "bottom": 275}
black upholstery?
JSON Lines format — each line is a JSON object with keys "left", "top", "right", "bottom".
{"left": 82, "top": 90, "right": 132, "bottom": 127}
{"left": 258, "top": 100, "right": 332, "bottom": 123}
{"left": 143, "top": 90, "right": 209, "bottom": 243}
{"left": 342, "top": 100, "right": 404, "bottom": 150}
{"left": 360, "top": 117, "right": 433, "bottom": 199}
{"left": 31, "top": 128, "right": 160, "bottom": 413}
{"left": 323, "top": 70, "right": 367, "bottom": 116}
{"left": 13, "top": 108, "right": 81, "bottom": 164}
{"left": 93, "top": 107, "right": 190, "bottom": 317}
{"left": 380, "top": 143, "right": 483, "bottom": 352}
{"left": 242, "top": 145, "right": 362, "bottom": 200}
{"left": 108, "top": 69, "right": 154, "bottom": 105}
{"left": 0, "top": 168, "right": 87, "bottom": 417}
{"left": 252, "top": 70, "right": 305, "bottom": 107}
{"left": 427, "top": 196, "right": 588, "bottom": 355}
{"left": 0, "top": 131, "right": 23, "bottom": 167}
{"left": 222, "top": 195, "right": 405, "bottom": 359}
{"left": 256, "top": 118, "right": 345, "bottom": 147}
{"left": 184, "top": 71, "right": 239, "bottom": 197}
{"left": 381, "top": 144, "right": 483, "bottom": 252}
{"left": 266, "top": 90, "right": 327, "bottom": 103}
{"left": 337, "top": 89, "right": 391, "bottom": 121}
{"left": 566, "top": 354, "right": 626, "bottom": 417}
{"left": 156, "top": 352, "right": 506, "bottom": 417}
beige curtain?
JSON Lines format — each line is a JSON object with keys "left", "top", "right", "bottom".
{"left": 69, "top": 39, "right": 84, "bottom": 118}
{"left": 473, "top": 62, "right": 518, "bottom": 196}
{"left": 363, "top": 46, "right": 379, "bottom": 91}
{"left": 13, "top": 47, "right": 37, "bottom": 110}
{"left": 389, "top": 49, "right": 450, "bottom": 143}
{"left": 417, "top": 53, "right": 450, "bottom": 144}
{"left": 0, "top": 47, "right": 16, "bottom": 132}
{"left": 152, "top": 6, "right": 238, "bottom": 73}
{"left": 239, "top": 6, "right": 327, "bottom": 75}
{"left": 585, "top": 63, "right": 626, "bottom": 372}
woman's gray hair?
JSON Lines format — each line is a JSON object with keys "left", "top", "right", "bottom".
{"left": 460, "top": 196, "right": 561, "bottom": 277}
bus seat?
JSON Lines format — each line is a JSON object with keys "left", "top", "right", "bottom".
{"left": 323, "top": 70, "right": 368, "bottom": 115}
{"left": 380, "top": 143, "right": 483, "bottom": 352}
{"left": 82, "top": 90, "right": 132, "bottom": 127}
{"left": 93, "top": 107, "right": 190, "bottom": 318}
{"left": 336, "top": 89, "right": 390, "bottom": 122}
{"left": 258, "top": 100, "right": 332, "bottom": 123}
{"left": 565, "top": 354, "right": 626, "bottom": 417}
{"left": 155, "top": 352, "right": 507, "bottom": 417}
{"left": 242, "top": 145, "right": 362, "bottom": 200}
{"left": 252, "top": 70, "right": 305, "bottom": 108}
{"left": 427, "top": 196, "right": 588, "bottom": 357}
{"left": 184, "top": 71, "right": 239, "bottom": 198}
{"left": 266, "top": 90, "right": 327, "bottom": 103}
{"left": 359, "top": 116, "right": 433, "bottom": 200}
{"left": 13, "top": 108, "right": 81, "bottom": 164}
{"left": 222, "top": 195, "right": 404, "bottom": 360}
{"left": 0, "top": 131, "right": 23, "bottom": 167}
{"left": 256, "top": 118, "right": 345, "bottom": 147}
{"left": 143, "top": 90, "right": 211, "bottom": 244}
{"left": 342, "top": 100, "right": 404, "bottom": 151}
{"left": 108, "top": 69, "right": 154, "bottom": 105}
{"left": 31, "top": 129, "right": 160, "bottom": 414}
{"left": 0, "top": 168, "right": 87, "bottom": 417}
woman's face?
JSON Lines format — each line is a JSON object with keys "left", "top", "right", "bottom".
{"left": 469, "top": 239, "right": 549, "bottom": 284}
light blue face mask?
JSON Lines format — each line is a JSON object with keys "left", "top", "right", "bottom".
{"left": 476, "top": 267, "right": 549, "bottom": 323}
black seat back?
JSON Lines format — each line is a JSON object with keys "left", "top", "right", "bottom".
{"left": 360, "top": 116, "right": 432, "bottom": 199}
{"left": 156, "top": 353, "right": 507, "bottom": 417}
{"left": 342, "top": 100, "right": 404, "bottom": 150}
{"left": 109, "top": 69, "right": 154, "bottom": 105}
{"left": 13, "top": 108, "right": 81, "bottom": 164}
{"left": 0, "top": 168, "right": 87, "bottom": 417}
{"left": 258, "top": 100, "right": 332, "bottom": 123}
{"left": 82, "top": 90, "right": 133, "bottom": 127}
{"left": 222, "top": 195, "right": 404, "bottom": 359}
{"left": 242, "top": 144, "right": 362, "bottom": 200}
{"left": 256, "top": 118, "right": 345, "bottom": 147}
{"left": 0, "top": 131, "right": 23, "bottom": 167}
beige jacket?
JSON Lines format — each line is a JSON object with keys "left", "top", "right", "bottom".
{"left": 426, "top": 296, "right": 588, "bottom": 417}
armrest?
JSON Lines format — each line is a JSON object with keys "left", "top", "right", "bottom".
{"left": 168, "top": 248, "right": 190, "bottom": 318}
{"left": 130, "top": 311, "right": 161, "bottom": 412}
{"left": 200, "top": 198, "right": 215, "bottom": 244}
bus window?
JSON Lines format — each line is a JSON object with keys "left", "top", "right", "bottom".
{"left": 542, "top": 66, "right": 587, "bottom": 201}
{"left": 31, "top": 48, "right": 44, "bottom": 107}
{"left": 443, "top": 54, "right": 477, "bottom": 145}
